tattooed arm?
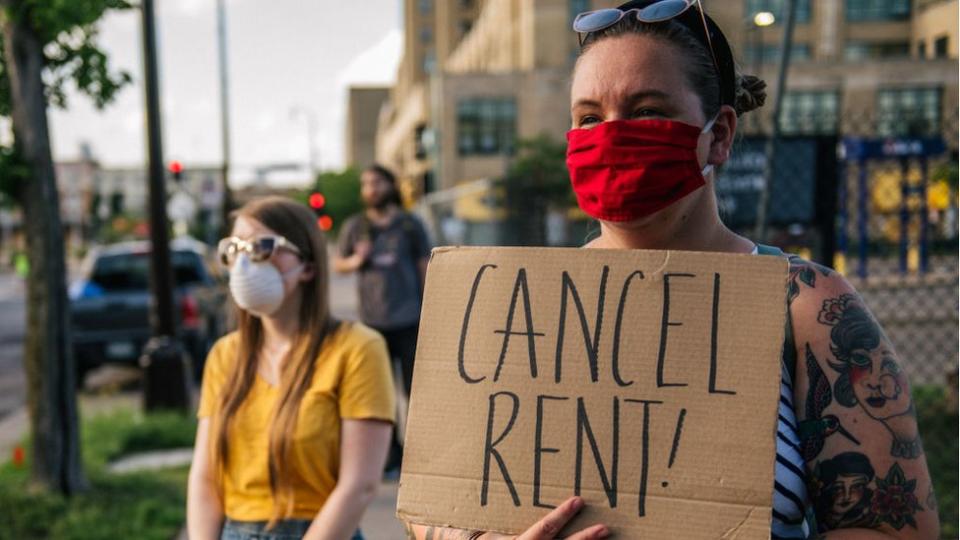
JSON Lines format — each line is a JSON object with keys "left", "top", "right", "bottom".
{"left": 787, "top": 257, "right": 939, "bottom": 539}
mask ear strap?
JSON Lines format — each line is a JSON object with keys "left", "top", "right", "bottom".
{"left": 281, "top": 263, "right": 306, "bottom": 278}
{"left": 700, "top": 113, "right": 721, "bottom": 177}
{"left": 701, "top": 113, "right": 719, "bottom": 134}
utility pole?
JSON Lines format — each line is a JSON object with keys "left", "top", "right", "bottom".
{"left": 291, "top": 106, "right": 320, "bottom": 178}
{"left": 140, "top": 0, "right": 190, "bottom": 411}
{"left": 217, "top": 0, "right": 235, "bottom": 235}
{"left": 754, "top": 0, "right": 797, "bottom": 243}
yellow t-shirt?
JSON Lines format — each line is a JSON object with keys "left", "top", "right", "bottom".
{"left": 197, "top": 322, "right": 396, "bottom": 521}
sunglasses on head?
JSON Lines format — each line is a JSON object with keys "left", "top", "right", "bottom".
{"left": 217, "top": 235, "right": 302, "bottom": 267}
{"left": 572, "top": 0, "right": 719, "bottom": 75}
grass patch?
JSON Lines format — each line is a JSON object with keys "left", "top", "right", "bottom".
{"left": 83, "top": 409, "right": 197, "bottom": 468}
{"left": 914, "top": 385, "right": 958, "bottom": 539}
{"left": 0, "top": 407, "right": 196, "bottom": 540}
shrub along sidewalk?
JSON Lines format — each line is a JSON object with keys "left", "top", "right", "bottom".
{"left": 0, "top": 405, "right": 196, "bottom": 540}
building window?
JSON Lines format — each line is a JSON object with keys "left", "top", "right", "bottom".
{"left": 845, "top": 0, "right": 911, "bottom": 22}
{"left": 779, "top": 90, "right": 840, "bottom": 134}
{"left": 415, "top": 125, "right": 428, "bottom": 160}
{"left": 457, "top": 98, "right": 517, "bottom": 156}
{"left": 570, "top": 0, "right": 591, "bottom": 25}
{"left": 877, "top": 88, "right": 941, "bottom": 136}
{"left": 844, "top": 41, "right": 910, "bottom": 60}
{"left": 744, "top": 43, "right": 812, "bottom": 63}
{"left": 934, "top": 36, "right": 949, "bottom": 58}
{"left": 422, "top": 50, "right": 436, "bottom": 73}
{"left": 459, "top": 0, "right": 475, "bottom": 8}
{"left": 917, "top": 40, "right": 926, "bottom": 58}
{"left": 420, "top": 27, "right": 433, "bottom": 44}
{"left": 418, "top": 0, "right": 432, "bottom": 15}
{"left": 745, "top": 0, "right": 812, "bottom": 24}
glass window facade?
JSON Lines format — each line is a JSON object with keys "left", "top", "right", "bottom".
{"left": 744, "top": 43, "right": 812, "bottom": 64}
{"left": 934, "top": 36, "right": 949, "bottom": 58}
{"left": 877, "top": 88, "right": 941, "bottom": 137}
{"left": 457, "top": 98, "right": 517, "bottom": 155}
{"left": 779, "top": 90, "right": 840, "bottom": 134}
{"left": 844, "top": 41, "right": 910, "bottom": 60}
{"left": 845, "top": 0, "right": 911, "bottom": 22}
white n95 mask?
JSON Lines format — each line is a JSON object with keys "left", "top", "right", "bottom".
{"left": 228, "top": 253, "right": 298, "bottom": 318}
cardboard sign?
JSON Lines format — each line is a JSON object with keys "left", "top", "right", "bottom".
{"left": 398, "top": 247, "right": 789, "bottom": 538}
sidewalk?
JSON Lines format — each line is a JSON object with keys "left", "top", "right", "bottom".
{"left": 330, "top": 267, "right": 406, "bottom": 538}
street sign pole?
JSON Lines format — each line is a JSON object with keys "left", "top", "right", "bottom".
{"left": 754, "top": 0, "right": 798, "bottom": 243}
{"left": 140, "top": 0, "right": 191, "bottom": 411}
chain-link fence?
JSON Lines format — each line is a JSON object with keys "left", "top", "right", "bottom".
{"left": 417, "top": 108, "right": 958, "bottom": 536}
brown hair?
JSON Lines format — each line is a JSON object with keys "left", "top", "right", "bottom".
{"left": 364, "top": 163, "right": 403, "bottom": 207}
{"left": 210, "top": 195, "right": 338, "bottom": 528}
{"left": 578, "top": 18, "right": 767, "bottom": 118}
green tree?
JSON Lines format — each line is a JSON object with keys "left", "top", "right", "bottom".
{"left": 0, "top": 0, "right": 131, "bottom": 494}
{"left": 305, "top": 167, "right": 363, "bottom": 235}
{"left": 503, "top": 134, "right": 574, "bottom": 246}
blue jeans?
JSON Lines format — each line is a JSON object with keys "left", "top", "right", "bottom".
{"left": 220, "top": 518, "right": 364, "bottom": 540}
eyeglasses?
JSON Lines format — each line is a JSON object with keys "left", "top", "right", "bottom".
{"left": 217, "top": 235, "right": 302, "bottom": 267}
{"left": 572, "top": 0, "right": 719, "bottom": 76}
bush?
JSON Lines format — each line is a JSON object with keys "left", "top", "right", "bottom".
{"left": 913, "top": 385, "right": 958, "bottom": 539}
{"left": 0, "top": 408, "right": 196, "bottom": 540}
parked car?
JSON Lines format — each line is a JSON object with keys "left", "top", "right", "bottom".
{"left": 69, "top": 237, "right": 228, "bottom": 385}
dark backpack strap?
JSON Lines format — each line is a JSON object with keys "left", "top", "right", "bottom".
{"left": 400, "top": 212, "right": 427, "bottom": 260}
{"left": 755, "top": 243, "right": 798, "bottom": 385}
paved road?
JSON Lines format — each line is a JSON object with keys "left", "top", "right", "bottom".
{"left": 0, "top": 272, "right": 26, "bottom": 422}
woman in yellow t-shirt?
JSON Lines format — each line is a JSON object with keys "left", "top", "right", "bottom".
{"left": 187, "top": 196, "right": 396, "bottom": 540}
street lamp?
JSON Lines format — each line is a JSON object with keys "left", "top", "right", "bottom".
{"left": 749, "top": 11, "right": 776, "bottom": 76}
{"left": 753, "top": 11, "right": 776, "bottom": 27}
{"left": 290, "top": 106, "right": 320, "bottom": 179}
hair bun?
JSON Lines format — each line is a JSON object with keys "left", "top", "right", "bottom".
{"left": 735, "top": 74, "right": 767, "bottom": 116}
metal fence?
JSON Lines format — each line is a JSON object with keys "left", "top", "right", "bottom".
{"left": 417, "top": 108, "right": 958, "bottom": 536}
{"left": 419, "top": 109, "right": 958, "bottom": 385}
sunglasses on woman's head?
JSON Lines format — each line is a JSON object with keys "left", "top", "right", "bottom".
{"left": 217, "top": 235, "right": 302, "bottom": 267}
{"left": 572, "top": 0, "right": 719, "bottom": 73}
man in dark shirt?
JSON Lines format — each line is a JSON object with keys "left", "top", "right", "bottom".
{"left": 334, "top": 164, "right": 430, "bottom": 446}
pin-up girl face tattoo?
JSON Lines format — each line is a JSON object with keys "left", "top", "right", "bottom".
{"left": 818, "top": 295, "right": 920, "bottom": 458}
{"left": 816, "top": 452, "right": 876, "bottom": 529}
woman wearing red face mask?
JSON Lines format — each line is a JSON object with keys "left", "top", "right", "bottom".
{"left": 405, "top": 1, "right": 938, "bottom": 539}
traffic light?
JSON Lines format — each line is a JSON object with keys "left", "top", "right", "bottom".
{"left": 317, "top": 215, "right": 333, "bottom": 231}
{"left": 309, "top": 191, "right": 331, "bottom": 230}
{"left": 308, "top": 192, "right": 326, "bottom": 211}
{"left": 169, "top": 160, "right": 183, "bottom": 182}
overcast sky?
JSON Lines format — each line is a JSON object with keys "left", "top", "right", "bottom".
{"left": 46, "top": 0, "right": 402, "bottom": 185}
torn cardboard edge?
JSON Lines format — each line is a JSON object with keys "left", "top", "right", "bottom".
{"left": 398, "top": 247, "right": 789, "bottom": 538}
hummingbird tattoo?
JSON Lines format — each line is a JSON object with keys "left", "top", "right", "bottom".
{"left": 799, "top": 344, "right": 860, "bottom": 461}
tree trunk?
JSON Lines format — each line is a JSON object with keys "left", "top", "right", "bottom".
{"left": 1, "top": 1, "right": 86, "bottom": 494}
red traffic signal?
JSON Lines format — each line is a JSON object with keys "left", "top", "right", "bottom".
{"left": 309, "top": 192, "right": 326, "bottom": 210}
{"left": 168, "top": 160, "right": 183, "bottom": 174}
{"left": 317, "top": 215, "right": 333, "bottom": 231}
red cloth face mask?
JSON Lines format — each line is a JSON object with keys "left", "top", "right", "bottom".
{"left": 566, "top": 118, "right": 714, "bottom": 222}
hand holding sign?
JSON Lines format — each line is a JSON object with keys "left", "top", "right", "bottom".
{"left": 398, "top": 247, "right": 788, "bottom": 539}
{"left": 409, "top": 497, "right": 609, "bottom": 540}
{"left": 511, "top": 497, "right": 609, "bottom": 540}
